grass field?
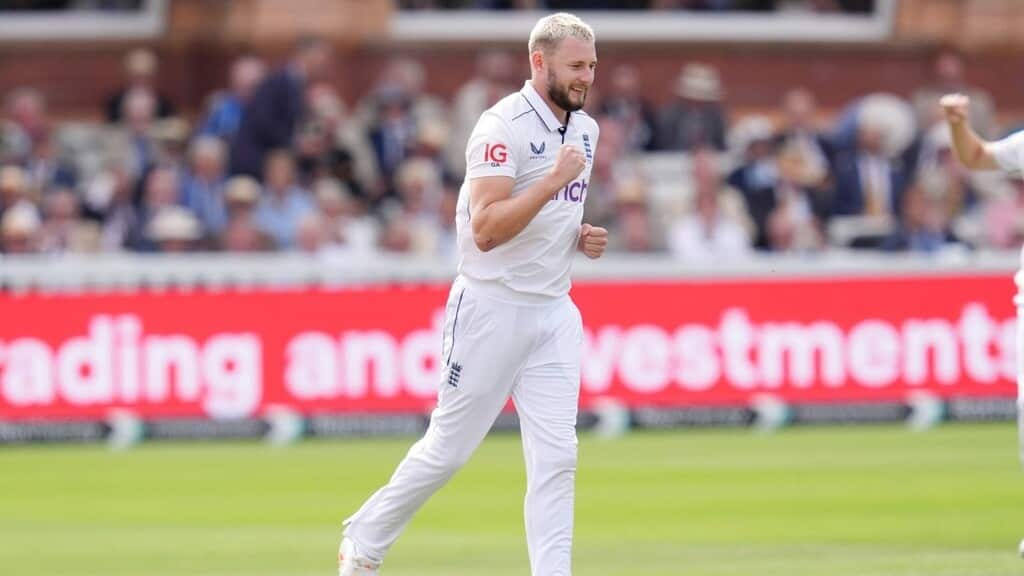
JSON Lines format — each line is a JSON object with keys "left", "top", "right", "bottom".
{"left": 1, "top": 423, "right": 1022, "bottom": 575}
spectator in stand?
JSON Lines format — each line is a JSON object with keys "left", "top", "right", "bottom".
{"left": 981, "top": 177, "right": 1024, "bottom": 250}
{"left": 2, "top": 87, "right": 49, "bottom": 166}
{"left": 446, "top": 50, "right": 519, "bottom": 176}
{"left": 655, "top": 63, "right": 728, "bottom": 151}
{"left": 180, "top": 135, "right": 229, "bottom": 237}
{"left": 254, "top": 149, "right": 315, "bottom": 249}
{"left": 598, "top": 64, "right": 657, "bottom": 152}
{"left": 301, "top": 83, "right": 377, "bottom": 205}
{"left": 912, "top": 48, "right": 996, "bottom": 139}
{"left": 85, "top": 157, "right": 140, "bottom": 252}
{"left": 130, "top": 165, "right": 183, "bottom": 251}
{"left": 0, "top": 165, "right": 32, "bottom": 215}
{"left": 294, "top": 212, "right": 328, "bottom": 254}
{"left": 728, "top": 117, "right": 778, "bottom": 249}
{"left": 763, "top": 143, "right": 830, "bottom": 253}
{"left": 230, "top": 37, "right": 334, "bottom": 178}
{"left": 105, "top": 48, "right": 176, "bottom": 123}
{"left": 25, "top": 132, "right": 78, "bottom": 195}
{"left": 314, "top": 177, "right": 378, "bottom": 255}
{"left": 146, "top": 206, "right": 202, "bottom": 253}
{"left": 773, "top": 88, "right": 831, "bottom": 188}
{"left": 220, "top": 176, "right": 271, "bottom": 252}
{"left": 222, "top": 175, "right": 262, "bottom": 224}
{"left": 105, "top": 89, "right": 162, "bottom": 184}
{"left": 356, "top": 57, "right": 446, "bottom": 133}
{"left": 366, "top": 86, "right": 419, "bottom": 202}
{"left": 584, "top": 116, "right": 633, "bottom": 231}
{"left": 668, "top": 149, "right": 751, "bottom": 263}
{"left": 389, "top": 157, "right": 445, "bottom": 256}
{"left": 830, "top": 97, "right": 917, "bottom": 222}
{"left": 377, "top": 203, "right": 414, "bottom": 253}
{"left": 0, "top": 201, "right": 41, "bottom": 254}
{"left": 38, "top": 187, "right": 100, "bottom": 254}
{"left": 609, "top": 178, "right": 658, "bottom": 253}
{"left": 436, "top": 183, "right": 459, "bottom": 261}
{"left": 880, "top": 180, "right": 961, "bottom": 253}
{"left": 199, "top": 55, "right": 267, "bottom": 141}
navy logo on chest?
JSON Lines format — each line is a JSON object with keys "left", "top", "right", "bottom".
{"left": 529, "top": 141, "right": 546, "bottom": 160}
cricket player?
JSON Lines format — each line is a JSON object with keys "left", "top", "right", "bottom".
{"left": 940, "top": 93, "right": 1024, "bottom": 468}
{"left": 338, "top": 12, "right": 606, "bottom": 576}
{"left": 942, "top": 92, "right": 1023, "bottom": 173}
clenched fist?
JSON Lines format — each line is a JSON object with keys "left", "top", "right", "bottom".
{"left": 578, "top": 223, "right": 608, "bottom": 259}
{"left": 548, "top": 145, "right": 586, "bottom": 190}
{"left": 940, "top": 93, "right": 969, "bottom": 126}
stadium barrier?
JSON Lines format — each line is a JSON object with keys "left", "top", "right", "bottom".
{"left": 0, "top": 252, "right": 1018, "bottom": 445}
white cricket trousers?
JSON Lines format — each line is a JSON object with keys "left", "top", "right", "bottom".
{"left": 343, "top": 275, "right": 583, "bottom": 576}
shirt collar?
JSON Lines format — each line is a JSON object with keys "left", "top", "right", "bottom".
{"left": 521, "top": 81, "right": 567, "bottom": 133}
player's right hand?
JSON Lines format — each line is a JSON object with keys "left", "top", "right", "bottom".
{"left": 548, "top": 145, "right": 586, "bottom": 189}
{"left": 940, "top": 93, "right": 969, "bottom": 125}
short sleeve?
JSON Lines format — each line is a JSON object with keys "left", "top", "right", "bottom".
{"left": 985, "top": 130, "right": 1024, "bottom": 173}
{"left": 465, "top": 112, "right": 518, "bottom": 180}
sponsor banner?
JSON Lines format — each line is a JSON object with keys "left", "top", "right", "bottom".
{"left": 0, "top": 274, "right": 1016, "bottom": 422}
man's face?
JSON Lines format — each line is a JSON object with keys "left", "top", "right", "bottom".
{"left": 304, "top": 44, "right": 333, "bottom": 81}
{"left": 540, "top": 37, "right": 597, "bottom": 113}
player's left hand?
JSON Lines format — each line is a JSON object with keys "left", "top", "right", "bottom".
{"left": 578, "top": 223, "right": 608, "bottom": 259}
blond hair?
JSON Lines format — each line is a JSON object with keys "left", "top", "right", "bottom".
{"left": 528, "top": 13, "right": 595, "bottom": 55}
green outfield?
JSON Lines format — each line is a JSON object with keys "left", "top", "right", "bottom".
{"left": 1, "top": 423, "right": 1021, "bottom": 575}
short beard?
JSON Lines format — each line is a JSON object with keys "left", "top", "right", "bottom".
{"left": 547, "top": 68, "right": 584, "bottom": 113}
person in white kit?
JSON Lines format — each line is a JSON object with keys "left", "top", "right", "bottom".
{"left": 942, "top": 92, "right": 1023, "bottom": 173}
{"left": 338, "top": 13, "right": 606, "bottom": 576}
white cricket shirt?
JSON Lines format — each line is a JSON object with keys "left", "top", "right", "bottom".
{"left": 987, "top": 130, "right": 1024, "bottom": 174}
{"left": 455, "top": 81, "right": 600, "bottom": 299}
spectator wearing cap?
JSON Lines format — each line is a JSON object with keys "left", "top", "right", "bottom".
{"left": 254, "top": 150, "right": 315, "bottom": 249}
{"left": 223, "top": 175, "right": 261, "bottom": 223}
{"left": 0, "top": 165, "right": 31, "bottom": 214}
{"left": 0, "top": 201, "right": 41, "bottom": 254}
{"left": 655, "top": 63, "right": 728, "bottom": 151}
{"left": 146, "top": 206, "right": 202, "bottom": 253}
{"left": 105, "top": 48, "right": 177, "bottom": 124}
{"left": 220, "top": 177, "right": 271, "bottom": 252}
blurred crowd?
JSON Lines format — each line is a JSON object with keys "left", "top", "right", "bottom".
{"left": 0, "top": 1, "right": 878, "bottom": 14}
{"left": 0, "top": 39, "right": 1020, "bottom": 261}
{"left": 396, "top": 1, "right": 874, "bottom": 13}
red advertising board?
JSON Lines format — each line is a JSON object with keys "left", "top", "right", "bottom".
{"left": 0, "top": 273, "right": 1015, "bottom": 421}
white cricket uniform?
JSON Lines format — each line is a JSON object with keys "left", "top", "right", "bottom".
{"left": 343, "top": 81, "right": 599, "bottom": 576}
{"left": 986, "top": 131, "right": 1024, "bottom": 465}
{"left": 987, "top": 130, "right": 1024, "bottom": 174}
